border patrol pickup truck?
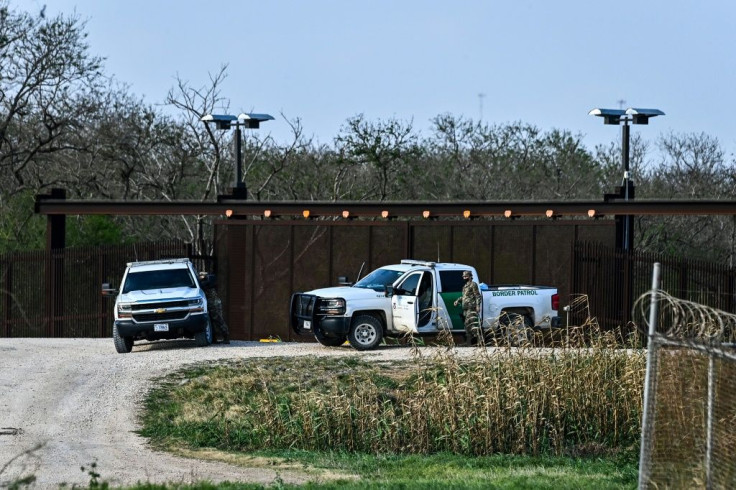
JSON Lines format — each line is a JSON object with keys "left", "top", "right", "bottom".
{"left": 102, "top": 258, "right": 212, "bottom": 353}
{"left": 290, "top": 260, "right": 561, "bottom": 350}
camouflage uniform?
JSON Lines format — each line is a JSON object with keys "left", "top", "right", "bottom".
{"left": 199, "top": 272, "right": 230, "bottom": 344}
{"left": 455, "top": 271, "right": 481, "bottom": 345}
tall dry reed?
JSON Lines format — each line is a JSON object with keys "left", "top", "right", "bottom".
{"left": 151, "top": 323, "right": 646, "bottom": 457}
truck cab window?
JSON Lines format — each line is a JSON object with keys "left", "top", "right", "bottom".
{"left": 123, "top": 269, "right": 195, "bottom": 293}
{"left": 439, "top": 270, "right": 465, "bottom": 292}
{"left": 397, "top": 273, "right": 421, "bottom": 296}
{"left": 353, "top": 268, "right": 405, "bottom": 291}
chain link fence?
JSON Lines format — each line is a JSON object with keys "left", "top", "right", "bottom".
{"left": 636, "top": 265, "right": 736, "bottom": 489}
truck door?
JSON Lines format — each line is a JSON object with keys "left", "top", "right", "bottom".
{"left": 437, "top": 269, "right": 467, "bottom": 331}
{"left": 391, "top": 271, "right": 433, "bottom": 333}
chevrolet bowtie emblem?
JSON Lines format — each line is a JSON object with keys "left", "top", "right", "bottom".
{"left": 156, "top": 308, "right": 166, "bottom": 313}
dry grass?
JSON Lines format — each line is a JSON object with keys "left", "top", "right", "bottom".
{"left": 143, "top": 321, "right": 646, "bottom": 459}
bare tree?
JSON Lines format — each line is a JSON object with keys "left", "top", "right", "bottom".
{"left": 0, "top": 3, "right": 103, "bottom": 194}
{"left": 335, "top": 115, "right": 423, "bottom": 201}
{"left": 428, "top": 115, "right": 603, "bottom": 200}
{"left": 166, "top": 65, "right": 232, "bottom": 200}
{"left": 164, "top": 67, "right": 315, "bottom": 247}
{"left": 635, "top": 132, "right": 734, "bottom": 262}
{"left": 164, "top": 66, "right": 233, "bottom": 253}
{"left": 0, "top": 3, "right": 104, "bottom": 249}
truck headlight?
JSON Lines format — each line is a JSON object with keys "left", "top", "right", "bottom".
{"left": 117, "top": 303, "right": 132, "bottom": 319}
{"left": 318, "top": 298, "right": 346, "bottom": 315}
{"left": 189, "top": 298, "right": 204, "bottom": 312}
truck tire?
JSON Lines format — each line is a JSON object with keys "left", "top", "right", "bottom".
{"left": 113, "top": 324, "right": 133, "bottom": 354}
{"left": 315, "top": 329, "right": 347, "bottom": 347}
{"left": 348, "top": 315, "right": 383, "bottom": 351}
{"left": 500, "top": 312, "right": 531, "bottom": 347}
{"left": 194, "top": 317, "right": 213, "bottom": 347}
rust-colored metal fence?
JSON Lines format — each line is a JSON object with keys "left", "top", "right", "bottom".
{"left": 571, "top": 241, "right": 736, "bottom": 330}
{"left": 216, "top": 219, "right": 614, "bottom": 341}
{"left": 0, "top": 241, "right": 209, "bottom": 338}
{"left": 6, "top": 227, "right": 732, "bottom": 341}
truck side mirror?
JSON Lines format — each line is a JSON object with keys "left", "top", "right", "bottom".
{"left": 385, "top": 285, "right": 394, "bottom": 297}
{"left": 101, "top": 283, "right": 118, "bottom": 297}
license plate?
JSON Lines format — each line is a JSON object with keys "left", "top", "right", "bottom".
{"left": 303, "top": 320, "right": 311, "bottom": 330}
{"left": 154, "top": 323, "right": 169, "bottom": 332}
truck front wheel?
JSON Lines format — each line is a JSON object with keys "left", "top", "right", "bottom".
{"left": 113, "top": 324, "right": 133, "bottom": 354}
{"left": 348, "top": 315, "right": 383, "bottom": 351}
{"left": 315, "top": 329, "right": 347, "bottom": 347}
{"left": 194, "top": 318, "right": 213, "bottom": 347}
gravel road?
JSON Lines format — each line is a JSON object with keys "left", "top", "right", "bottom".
{"left": 0, "top": 338, "right": 455, "bottom": 488}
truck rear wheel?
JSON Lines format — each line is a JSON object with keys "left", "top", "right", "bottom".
{"left": 348, "top": 315, "right": 383, "bottom": 351}
{"left": 113, "top": 324, "right": 133, "bottom": 354}
{"left": 194, "top": 318, "right": 213, "bottom": 347}
{"left": 500, "top": 312, "right": 532, "bottom": 347}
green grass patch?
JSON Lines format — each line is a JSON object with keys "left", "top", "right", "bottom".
{"left": 119, "top": 450, "right": 637, "bottom": 489}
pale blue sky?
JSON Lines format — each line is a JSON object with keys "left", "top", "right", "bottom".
{"left": 14, "top": 0, "right": 736, "bottom": 156}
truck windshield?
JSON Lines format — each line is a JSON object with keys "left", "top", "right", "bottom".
{"left": 353, "top": 268, "right": 405, "bottom": 291}
{"left": 122, "top": 269, "right": 195, "bottom": 293}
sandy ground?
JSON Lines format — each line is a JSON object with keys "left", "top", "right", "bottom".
{"left": 0, "top": 338, "right": 458, "bottom": 488}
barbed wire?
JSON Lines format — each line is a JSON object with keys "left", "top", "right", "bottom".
{"left": 634, "top": 289, "right": 736, "bottom": 344}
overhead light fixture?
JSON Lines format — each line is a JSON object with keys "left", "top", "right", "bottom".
{"left": 263, "top": 209, "right": 272, "bottom": 218}
{"left": 302, "top": 210, "right": 310, "bottom": 219}
{"left": 545, "top": 209, "right": 555, "bottom": 218}
{"left": 588, "top": 108, "right": 625, "bottom": 125}
{"left": 589, "top": 105, "right": 664, "bottom": 251}
{"left": 422, "top": 210, "right": 430, "bottom": 219}
{"left": 342, "top": 210, "right": 350, "bottom": 219}
{"left": 504, "top": 209, "right": 513, "bottom": 218}
{"left": 201, "top": 112, "right": 274, "bottom": 197}
{"left": 462, "top": 210, "right": 471, "bottom": 219}
{"left": 225, "top": 209, "right": 233, "bottom": 218}
{"left": 200, "top": 114, "right": 237, "bottom": 131}
{"left": 236, "top": 112, "right": 275, "bottom": 129}
{"left": 625, "top": 107, "right": 665, "bottom": 126}
{"left": 587, "top": 209, "right": 597, "bottom": 218}
{"left": 381, "top": 210, "right": 389, "bottom": 219}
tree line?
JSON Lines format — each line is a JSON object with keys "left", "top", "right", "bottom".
{"left": 1, "top": 3, "right": 734, "bottom": 265}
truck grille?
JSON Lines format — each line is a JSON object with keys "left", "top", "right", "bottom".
{"left": 131, "top": 300, "right": 189, "bottom": 311}
{"left": 133, "top": 311, "right": 189, "bottom": 322}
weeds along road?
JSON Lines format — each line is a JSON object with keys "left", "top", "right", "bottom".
{"left": 0, "top": 338, "right": 467, "bottom": 488}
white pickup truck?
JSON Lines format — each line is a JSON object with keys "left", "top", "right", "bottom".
{"left": 290, "top": 260, "right": 561, "bottom": 350}
{"left": 102, "top": 258, "right": 213, "bottom": 353}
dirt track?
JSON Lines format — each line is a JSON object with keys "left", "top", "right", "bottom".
{"left": 0, "top": 338, "right": 442, "bottom": 488}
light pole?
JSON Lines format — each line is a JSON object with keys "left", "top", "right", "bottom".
{"left": 201, "top": 112, "right": 274, "bottom": 199}
{"left": 589, "top": 107, "right": 664, "bottom": 251}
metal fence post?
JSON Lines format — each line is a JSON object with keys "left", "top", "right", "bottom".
{"left": 639, "top": 262, "right": 661, "bottom": 489}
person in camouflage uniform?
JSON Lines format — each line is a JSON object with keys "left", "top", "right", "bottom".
{"left": 453, "top": 270, "right": 481, "bottom": 346}
{"left": 198, "top": 271, "right": 230, "bottom": 344}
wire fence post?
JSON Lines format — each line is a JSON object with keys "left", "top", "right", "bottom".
{"left": 705, "top": 354, "right": 715, "bottom": 490}
{"left": 638, "top": 262, "right": 661, "bottom": 489}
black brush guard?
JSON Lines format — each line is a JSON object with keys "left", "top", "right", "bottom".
{"left": 290, "top": 293, "right": 318, "bottom": 335}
